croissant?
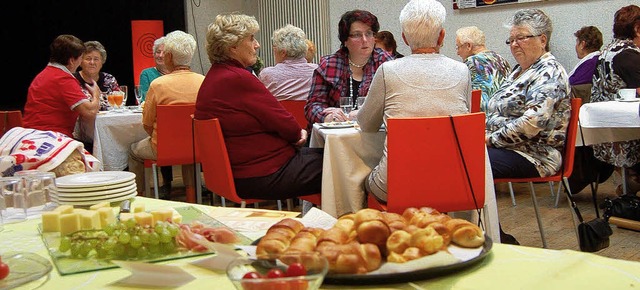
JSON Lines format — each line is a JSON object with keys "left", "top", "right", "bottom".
{"left": 284, "top": 227, "right": 325, "bottom": 254}
{"left": 334, "top": 213, "right": 357, "bottom": 242}
{"left": 446, "top": 219, "right": 485, "bottom": 248}
{"left": 386, "top": 230, "right": 412, "bottom": 254}
{"left": 256, "top": 218, "right": 304, "bottom": 256}
{"left": 354, "top": 209, "right": 391, "bottom": 249}
{"left": 316, "top": 241, "right": 382, "bottom": 274}
{"left": 382, "top": 212, "right": 407, "bottom": 232}
{"left": 411, "top": 227, "right": 445, "bottom": 255}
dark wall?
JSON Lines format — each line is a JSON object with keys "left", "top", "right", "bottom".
{"left": 4, "top": 0, "right": 185, "bottom": 111}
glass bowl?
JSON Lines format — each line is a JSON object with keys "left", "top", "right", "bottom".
{"left": 226, "top": 252, "right": 328, "bottom": 290}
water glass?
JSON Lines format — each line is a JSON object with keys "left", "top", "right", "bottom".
{"left": 14, "top": 170, "right": 59, "bottom": 213}
{"left": 356, "top": 96, "right": 366, "bottom": 110}
{"left": 0, "top": 177, "right": 27, "bottom": 224}
{"left": 340, "top": 97, "right": 353, "bottom": 116}
{"left": 134, "top": 85, "right": 143, "bottom": 106}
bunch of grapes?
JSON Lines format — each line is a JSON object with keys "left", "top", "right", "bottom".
{"left": 58, "top": 219, "right": 181, "bottom": 260}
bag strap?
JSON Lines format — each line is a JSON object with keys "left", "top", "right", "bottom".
{"left": 578, "top": 118, "right": 601, "bottom": 218}
{"left": 448, "top": 115, "right": 483, "bottom": 229}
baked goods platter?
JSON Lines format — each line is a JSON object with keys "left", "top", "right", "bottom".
{"left": 252, "top": 207, "right": 492, "bottom": 285}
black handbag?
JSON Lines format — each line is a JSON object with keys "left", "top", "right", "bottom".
{"left": 565, "top": 185, "right": 613, "bottom": 252}
{"left": 601, "top": 194, "right": 640, "bottom": 221}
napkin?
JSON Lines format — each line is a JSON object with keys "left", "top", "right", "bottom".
{"left": 189, "top": 243, "right": 243, "bottom": 271}
{"left": 110, "top": 260, "right": 196, "bottom": 287}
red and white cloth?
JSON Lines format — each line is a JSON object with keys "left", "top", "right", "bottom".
{"left": 0, "top": 127, "right": 101, "bottom": 177}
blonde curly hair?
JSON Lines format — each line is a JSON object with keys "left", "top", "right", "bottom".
{"left": 206, "top": 13, "right": 259, "bottom": 64}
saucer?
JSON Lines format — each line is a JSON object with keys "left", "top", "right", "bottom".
{"left": 617, "top": 98, "right": 640, "bottom": 102}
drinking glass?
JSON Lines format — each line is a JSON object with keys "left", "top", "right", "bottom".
{"left": 14, "top": 170, "right": 59, "bottom": 213}
{"left": 0, "top": 177, "right": 27, "bottom": 223}
{"left": 356, "top": 96, "right": 366, "bottom": 110}
{"left": 134, "top": 85, "right": 143, "bottom": 107}
{"left": 108, "top": 90, "right": 126, "bottom": 112}
{"left": 340, "top": 97, "right": 353, "bottom": 116}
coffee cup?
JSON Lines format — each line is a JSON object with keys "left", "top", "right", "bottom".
{"left": 618, "top": 89, "right": 637, "bottom": 100}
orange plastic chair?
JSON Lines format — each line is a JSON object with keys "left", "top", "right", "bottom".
{"left": 1, "top": 110, "right": 24, "bottom": 137}
{"left": 367, "top": 112, "right": 486, "bottom": 215}
{"left": 470, "top": 89, "right": 481, "bottom": 113}
{"left": 493, "top": 98, "right": 582, "bottom": 248}
{"left": 143, "top": 104, "right": 201, "bottom": 203}
{"left": 279, "top": 100, "right": 308, "bottom": 129}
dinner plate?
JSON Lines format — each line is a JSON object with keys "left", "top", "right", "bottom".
{"left": 0, "top": 252, "right": 52, "bottom": 289}
{"left": 57, "top": 180, "right": 135, "bottom": 194}
{"left": 57, "top": 189, "right": 136, "bottom": 203}
{"left": 56, "top": 171, "right": 135, "bottom": 188}
{"left": 57, "top": 191, "right": 137, "bottom": 206}
{"left": 319, "top": 121, "right": 356, "bottom": 129}
{"left": 57, "top": 183, "right": 137, "bottom": 199}
{"left": 617, "top": 98, "right": 640, "bottom": 102}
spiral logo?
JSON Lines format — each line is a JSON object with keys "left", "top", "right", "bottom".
{"left": 136, "top": 33, "right": 158, "bottom": 58}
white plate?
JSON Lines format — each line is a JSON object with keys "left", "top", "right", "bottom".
{"left": 56, "top": 179, "right": 134, "bottom": 193}
{"left": 57, "top": 182, "right": 136, "bottom": 198}
{"left": 617, "top": 98, "right": 640, "bottom": 102}
{"left": 319, "top": 121, "right": 356, "bottom": 129}
{"left": 57, "top": 188, "right": 136, "bottom": 202}
{"left": 56, "top": 171, "right": 135, "bottom": 188}
{"left": 57, "top": 191, "right": 137, "bottom": 206}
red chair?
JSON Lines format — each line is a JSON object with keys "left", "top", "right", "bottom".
{"left": 1, "top": 110, "right": 23, "bottom": 137}
{"left": 279, "top": 100, "right": 308, "bottom": 129}
{"left": 470, "top": 89, "right": 481, "bottom": 113}
{"left": 367, "top": 112, "right": 487, "bottom": 216}
{"left": 494, "top": 98, "right": 582, "bottom": 248}
{"left": 143, "top": 104, "right": 201, "bottom": 203}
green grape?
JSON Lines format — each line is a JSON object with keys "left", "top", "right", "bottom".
{"left": 137, "top": 246, "right": 149, "bottom": 259}
{"left": 118, "top": 232, "right": 131, "bottom": 244}
{"left": 160, "top": 241, "right": 176, "bottom": 254}
{"left": 154, "top": 221, "right": 165, "bottom": 234}
{"left": 167, "top": 223, "right": 179, "bottom": 236}
{"left": 59, "top": 236, "right": 72, "bottom": 252}
{"left": 79, "top": 242, "right": 93, "bottom": 258}
{"left": 148, "top": 232, "right": 160, "bottom": 245}
{"left": 125, "top": 218, "right": 137, "bottom": 230}
{"left": 95, "top": 247, "right": 108, "bottom": 259}
{"left": 126, "top": 246, "right": 138, "bottom": 258}
{"left": 69, "top": 242, "right": 81, "bottom": 258}
{"left": 130, "top": 235, "right": 143, "bottom": 249}
{"left": 103, "top": 223, "right": 115, "bottom": 235}
{"left": 148, "top": 244, "right": 161, "bottom": 257}
{"left": 139, "top": 230, "right": 151, "bottom": 243}
{"left": 113, "top": 243, "right": 126, "bottom": 257}
{"left": 159, "top": 229, "right": 172, "bottom": 243}
{"left": 103, "top": 237, "right": 117, "bottom": 250}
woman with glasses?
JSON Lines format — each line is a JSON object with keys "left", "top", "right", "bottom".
{"left": 73, "top": 41, "right": 121, "bottom": 111}
{"left": 305, "top": 9, "right": 393, "bottom": 125}
{"left": 485, "top": 9, "right": 570, "bottom": 244}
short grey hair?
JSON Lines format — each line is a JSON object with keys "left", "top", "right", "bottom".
{"left": 399, "top": 0, "right": 446, "bottom": 50}
{"left": 271, "top": 24, "right": 307, "bottom": 59}
{"left": 456, "top": 26, "right": 485, "bottom": 47}
{"left": 163, "top": 30, "right": 197, "bottom": 66}
{"left": 153, "top": 36, "right": 165, "bottom": 53}
{"left": 206, "top": 13, "right": 260, "bottom": 64}
{"left": 84, "top": 41, "right": 107, "bottom": 63}
{"left": 506, "top": 8, "right": 553, "bottom": 51}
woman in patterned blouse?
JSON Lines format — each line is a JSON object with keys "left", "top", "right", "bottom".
{"left": 485, "top": 8, "right": 571, "bottom": 180}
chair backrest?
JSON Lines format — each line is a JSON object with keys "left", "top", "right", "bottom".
{"left": 155, "top": 104, "right": 196, "bottom": 166}
{"left": 385, "top": 112, "right": 486, "bottom": 214}
{"left": 193, "top": 117, "right": 262, "bottom": 205}
{"left": 559, "top": 98, "right": 582, "bottom": 178}
{"left": 1, "top": 110, "right": 23, "bottom": 137}
{"left": 279, "top": 100, "right": 308, "bottom": 129}
{"left": 570, "top": 84, "right": 592, "bottom": 104}
{"left": 470, "top": 89, "right": 481, "bottom": 113}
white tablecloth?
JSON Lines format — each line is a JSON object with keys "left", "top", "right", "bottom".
{"left": 309, "top": 124, "right": 500, "bottom": 243}
{"left": 91, "top": 111, "right": 148, "bottom": 171}
{"left": 578, "top": 101, "right": 640, "bottom": 145}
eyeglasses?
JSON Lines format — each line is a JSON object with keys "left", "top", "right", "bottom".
{"left": 505, "top": 34, "right": 540, "bottom": 45}
{"left": 455, "top": 43, "right": 467, "bottom": 50}
{"left": 349, "top": 31, "right": 375, "bottom": 40}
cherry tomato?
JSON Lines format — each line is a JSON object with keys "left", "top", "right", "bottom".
{"left": 266, "top": 268, "right": 285, "bottom": 278}
{"left": 285, "top": 263, "right": 307, "bottom": 277}
{"left": 0, "top": 257, "right": 9, "bottom": 280}
{"left": 241, "top": 272, "right": 262, "bottom": 290}
{"left": 242, "top": 271, "right": 262, "bottom": 279}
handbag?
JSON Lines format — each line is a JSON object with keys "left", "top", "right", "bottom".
{"left": 601, "top": 194, "right": 640, "bottom": 221}
{"left": 564, "top": 183, "right": 613, "bottom": 252}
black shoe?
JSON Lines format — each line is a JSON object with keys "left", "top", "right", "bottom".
{"left": 500, "top": 231, "right": 520, "bottom": 245}
{"left": 159, "top": 184, "right": 172, "bottom": 200}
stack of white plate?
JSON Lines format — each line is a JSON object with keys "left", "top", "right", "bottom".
{"left": 56, "top": 171, "right": 137, "bottom": 206}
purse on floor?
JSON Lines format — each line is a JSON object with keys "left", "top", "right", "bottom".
{"left": 565, "top": 184, "right": 613, "bottom": 252}
{"left": 601, "top": 194, "right": 640, "bottom": 221}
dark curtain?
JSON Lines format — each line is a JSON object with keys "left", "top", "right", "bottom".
{"left": 3, "top": 0, "right": 185, "bottom": 110}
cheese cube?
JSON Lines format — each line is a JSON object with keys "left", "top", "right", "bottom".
{"left": 150, "top": 208, "right": 173, "bottom": 224}
{"left": 54, "top": 205, "right": 74, "bottom": 214}
{"left": 132, "top": 203, "right": 146, "bottom": 213}
{"left": 41, "top": 211, "right": 61, "bottom": 232}
{"left": 80, "top": 210, "right": 102, "bottom": 230}
{"left": 97, "top": 207, "right": 116, "bottom": 227}
{"left": 72, "top": 208, "right": 88, "bottom": 214}
{"left": 119, "top": 212, "right": 134, "bottom": 222}
{"left": 134, "top": 212, "right": 154, "bottom": 227}
{"left": 59, "top": 213, "right": 81, "bottom": 235}
{"left": 89, "top": 201, "right": 110, "bottom": 210}
{"left": 172, "top": 212, "right": 183, "bottom": 224}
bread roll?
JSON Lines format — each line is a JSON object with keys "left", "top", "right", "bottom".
{"left": 256, "top": 218, "right": 304, "bottom": 256}
{"left": 446, "top": 219, "right": 485, "bottom": 248}
{"left": 316, "top": 241, "right": 382, "bottom": 274}
{"left": 354, "top": 209, "right": 391, "bottom": 249}
{"left": 382, "top": 212, "right": 406, "bottom": 232}
{"left": 410, "top": 227, "right": 445, "bottom": 255}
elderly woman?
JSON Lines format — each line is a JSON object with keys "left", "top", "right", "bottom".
{"left": 259, "top": 24, "right": 318, "bottom": 101}
{"left": 569, "top": 26, "right": 603, "bottom": 86}
{"left": 139, "top": 36, "right": 168, "bottom": 102}
{"left": 73, "top": 41, "right": 121, "bottom": 110}
{"left": 305, "top": 9, "right": 393, "bottom": 124}
{"left": 358, "top": 0, "right": 471, "bottom": 203}
{"left": 455, "top": 26, "right": 511, "bottom": 112}
{"left": 194, "top": 13, "right": 323, "bottom": 200}
{"left": 374, "top": 31, "right": 404, "bottom": 58}
{"left": 591, "top": 5, "right": 640, "bottom": 194}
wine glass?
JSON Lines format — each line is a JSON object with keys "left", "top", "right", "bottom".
{"left": 134, "top": 85, "right": 143, "bottom": 107}
{"left": 356, "top": 96, "right": 366, "bottom": 110}
{"left": 340, "top": 97, "right": 353, "bottom": 117}
{"left": 119, "top": 85, "right": 128, "bottom": 110}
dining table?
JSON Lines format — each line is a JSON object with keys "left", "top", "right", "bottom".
{"left": 577, "top": 100, "right": 640, "bottom": 146}
{"left": 77, "top": 109, "right": 148, "bottom": 171}
{"left": 309, "top": 123, "right": 501, "bottom": 244}
{"left": 2, "top": 196, "right": 640, "bottom": 289}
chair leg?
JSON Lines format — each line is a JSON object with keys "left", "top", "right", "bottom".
{"left": 144, "top": 167, "right": 152, "bottom": 198}
{"left": 508, "top": 182, "right": 517, "bottom": 206}
{"left": 286, "top": 199, "right": 294, "bottom": 211}
{"left": 240, "top": 201, "right": 246, "bottom": 208}
{"left": 528, "top": 182, "right": 547, "bottom": 248}
{"left": 221, "top": 197, "right": 226, "bottom": 207}
{"left": 195, "top": 163, "right": 202, "bottom": 204}
{"left": 277, "top": 200, "right": 282, "bottom": 211}
{"left": 152, "top": 164, "right": 160, "bottom": 200}
{"left": 549, "top": 181, "right": 555, "bottom": 197}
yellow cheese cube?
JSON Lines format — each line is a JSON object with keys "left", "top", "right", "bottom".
{"left": 97, "top": 207, "right": 116, "bottom": 227}
{"left": 119, "top": 212, "right": 134, "bottom": 222}
{"left": 41, "top": 211, "right": 61, "bottom": 232}
{"left": 89, "top": 201, "right": 110, "bottom": 210}
{"left": 150, "top": 208, "right": 173, "bottom": 224}
{"left": 59, "top": 213, "right": 81, "bottom": 235}
{"left": 72, "top": 208, "right": 88, "bottom": 214}
{"left": 132, "top": 203, "right": 146, "bottom": 213}
{"left": 54, "top": 205, "right": 74, "bottom": 214}
{"left": 172, "top": 212, "right": 183, "bottom": 224}
{"left": 134, "top": 212, "right": 154, "bottom": 227}
{"left": 80, "top": 211, "right": 102, "bottom": 230}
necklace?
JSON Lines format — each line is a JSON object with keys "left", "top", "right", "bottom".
{"left": 348, "top": 58, "right": 368, "bottom": 68}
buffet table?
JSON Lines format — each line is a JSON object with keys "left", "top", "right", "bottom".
{"left": 2, "top": 197, "right": 640, "bottom": 289}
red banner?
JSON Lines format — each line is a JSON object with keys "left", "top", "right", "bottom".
{"left": 131, "top": 20, "right": 164, "bottom": 85}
